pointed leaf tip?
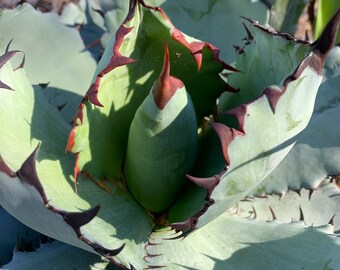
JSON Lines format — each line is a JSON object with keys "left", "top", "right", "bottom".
{"left": 187, "top": 174, "right": 220, "bottom": 195}
{"left": 152, "top": 42, "right": 184, "bottom": 110}
{"left": 0, "top": 42, "right": 24, "bottom": 91}
{"left": 59, "top": 205, "right": 101, "bottom": 232}
{"left": 264, "top": 86, "right": 283, "bottom": 113}
{"left": 302, "top": 9, "right": 340, "bottom": 76}
{"left": 211, "top": 122, "right": 244, "bottom": 165}
{"left": 171, "top": 217, "right": 198, "bottom": 233}
{"left": 242, "top": 22, "right": 255, "bottom": 44}
{"left": 80, "top": 236, "right": 125, "bottom": 257}
{"left": 313, "top": 9, "right": 340, "bottom": 57}
{"left": 5, "top": 39, "right": 13, "bottom": 53}
{"left": 16, "top": 144, "right": 47, "bottom": 202}
{"left": 0, "top": 80, "right": 14, "bottom": 91}
{"left": 87, "top": 79, "right": 104, "bottom": 107}
{"left": 0, "top": 154, "right": 15, "bottom": 176}
{"left": 0, "top": 50, "right": 21, "bottom": 69}
{"left": 299, "top": 206, "right": 305, "bottom": 222}
{"left": 269, "top": 206, "right": 277, "bottom": 221}
{"left": 224, "top": 104, "right": 247, "bottom": 133}
{"left": 328, "top": 214, "right": 336, "bottom": 226}
{"left": 14, "top": 54, "right": 25, "bottom": 71}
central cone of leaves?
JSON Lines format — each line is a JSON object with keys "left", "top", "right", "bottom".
{"left": 124, "top": 44, "right": 198, "bottom": 213}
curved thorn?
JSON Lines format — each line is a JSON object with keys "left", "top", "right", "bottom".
{"left": 16, "top": 144, "right": 48, "bottom": 203}
{"left": 328, "top": 214, "right": 336, "bottom": 226}
{"left": 60, "top": 205, "right": 101, "bottom": 232}
{"left": 251, "top": 205, "right": 257, "bottom": 219}
{"left": 0, "top": 154, "right": 15, "bottom": 176}
{"left": 309, "top": 188, "right": 315, "bottom": 200}
{"left": 80, "top": 235, "right": 125, "bottom": 257}
{"left": 186, "top": 174, "right": 220, "bottom": 194}
{"left": 313, "top": 9, "right": 340, "bottom": 57}
{"left": 299, "top": 206, "right": 305, "bottom": 222}
{"left": 5, "top": 39, "right": 13, "bottom": 53}
{"left": 269, "top": 206, "right": 277, "bottom": 221}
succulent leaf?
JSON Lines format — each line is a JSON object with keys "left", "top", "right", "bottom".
{"left": 0, "top": 206, "right": 42, "bottom": 266}
{"left": 235, "top": 180, "right": 340, "bottom": 231}
{"left": 0, "top": 51, "right": 152, "bottom": 269}
{"left": 252, "top": 45, "right": 340, "bottom": 195}
{"left": 0, "top": 3, "right": 97, "bottom": 122}
{"left": 124, "top": 44, "right": 198, "bottom": 213}
{"left": 68, "top": 0, "right": 231, "bottom": 180}
{"left": 0, "top": 1, "right": 339, "bottom": 269}
{"left": 146, "top": 214, "right": 340, "bottom": 269}
{"left": 3, "top": 241, "right": 110, "bottom": 270}
{"left": 160, "top": 0, "right": 270, "bottom": 63}
{"left": 167, "top": 9, "right": 340, "bottom": 232}
{"left": 219, "top": 19, "right": 311, "bottom": 111}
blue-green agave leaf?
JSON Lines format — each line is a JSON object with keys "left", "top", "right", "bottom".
{"left": 1, "top": 2, "right": 339, "bottom": 269}
{"left": 0, "top": 50, "right": 152, "bottom": 269}
{"left": 235, "top": 180, "right": 340, "bottom": 232}
{"left": 251, "top": 45, "right": 340, "bottom": 195}
{"left": 2, "top": 241, "right": 111, "bottom": 270}
{"left": 145, "top": 214, "right": 340, "bottom": 269}
{"left": 160, "top": 0, "right": 270, "bottom": 63}
{"left": 0, "top": 3, "right": 97, "bottom": 122}
{"left": 167, "top": 9, "right": 340, "bottom": 233}
{"left": 0, "top": 206, "right": 42, "bottom": 266}
{"left": 68, "top": 0, "right": 233, "bottom": 180}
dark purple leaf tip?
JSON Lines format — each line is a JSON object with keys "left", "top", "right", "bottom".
{"left": 264, "top": 86, "right": 283, "bottom": 113}
{"left": 14, "top": 54, "right": 25, "bottom": 71}
{"left": 0, "top": 41, "right": 24, "bottom": 90}
{"left": 0, "top": 154, "right": 16, "bottom": 177}
{"left": 224, "top": 104, "right": 247, "bottom": 133}
{"left": 50, "top": 204, "right": 126, "bottom": 259}
{"left": 0, "top": 50, "right": 22, "bottom": 70}
{"left": 186, "top": 175, "right": 220, "bottom": 195}
{"left": 242, "top": 22, "right": 255, "bottom": 45}
{"left": 299, "top": 206, "right": 305, "bottom": 222}
{"left": 328, "top": 214, "right": 336, "bottom": 226}
{"left": 16, "top": 144, "right": 48, "bottom": 203}
{"left": 80, "top": 235, "right": 126, "bottom": 257}
{"left": 38, "top": 82, "right": 50, "bottom": 89}
{"left": 269, "top": 206, "right": 277, "bottom": 220}
{"left": 292, "top": 9, "right": 340, "bottom": 77}
{"left": 211, "top": 122, "right": 244, "bottom": 166}
{"left": 0, "top": 81, "right": 14, "bottom": 91}
{"left": 233, "top": 44, "right": 246, "bottom": 54}
{"left": 0, "top": 49, "right": 18, "bottom": 91}
{"left": 313, "top": 9, "right": 340, "bottom": 58}
{"left": 308, "top": 188, "right": 315, "bottom": 200}
{"left": 58, "top": 205, "right": 101, "bottom": 232}
{"left": 170, "top": 217, "right": 198, "bottom": 235}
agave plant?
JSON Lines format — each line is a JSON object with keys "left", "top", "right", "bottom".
{"left": 0, "top": 0, "right": 340, "bottom": 269}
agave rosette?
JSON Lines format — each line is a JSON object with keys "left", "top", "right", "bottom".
{"left": 0, "top": 0, "right": 340, "bottom": 269}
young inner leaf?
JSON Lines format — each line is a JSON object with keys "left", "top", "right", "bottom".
{"left": 124, "top": 44, "right": 198, "bottom": 213}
